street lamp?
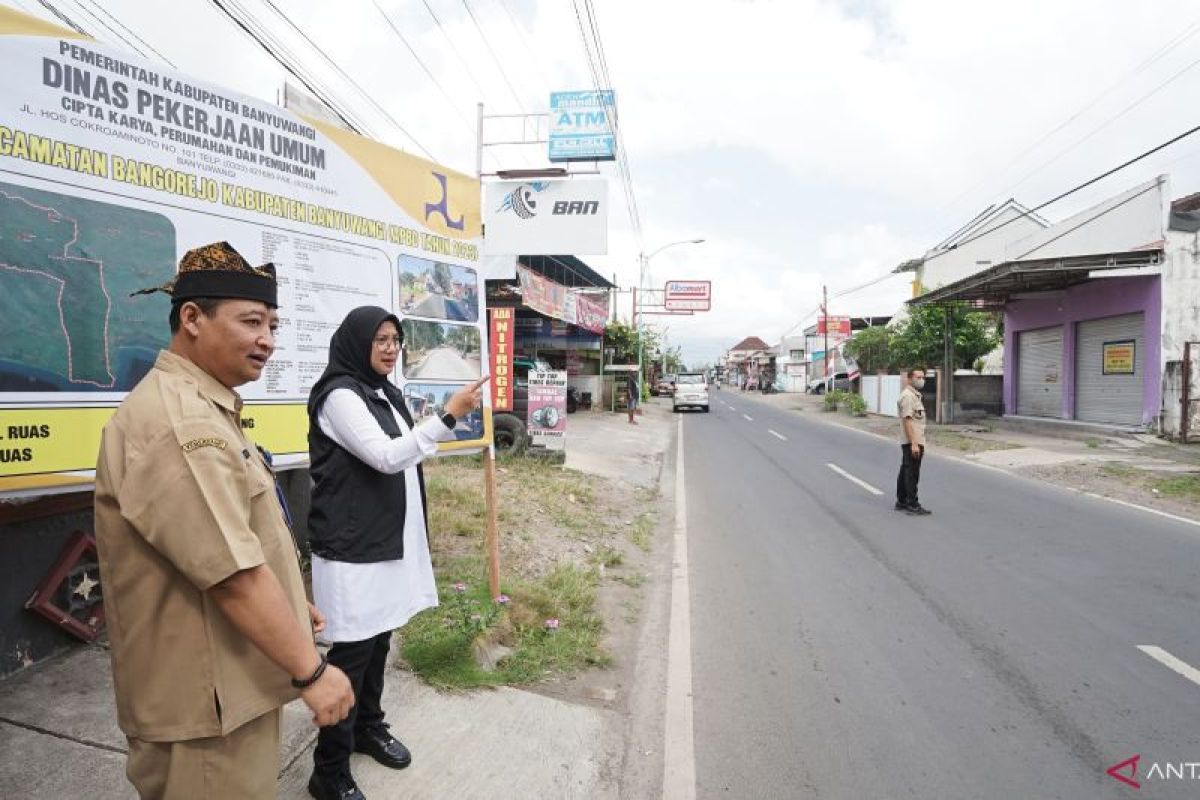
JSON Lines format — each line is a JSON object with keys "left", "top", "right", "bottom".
{"left": 636, "top": 238, "right": 706, "bottom": 387}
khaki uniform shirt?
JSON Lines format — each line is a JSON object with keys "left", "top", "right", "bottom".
{"left": 898, "top": 385, "right": 927, "bottom": 447}
{"left": 94, "top": 351, "right": 309, "bottom": 742}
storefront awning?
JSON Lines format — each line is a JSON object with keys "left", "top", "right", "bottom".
{"left": 907, "top": 250, "right": 1162, "bottom": 309}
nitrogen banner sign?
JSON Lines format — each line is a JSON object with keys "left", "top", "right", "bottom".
{"left": 0, "top": 7, "right": 489, "bottom": 495}
{"left": 489, "top": 307, "right": 515, "bottom": 412}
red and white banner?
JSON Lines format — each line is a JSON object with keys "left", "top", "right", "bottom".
{"left": 489, "top": 308, "right": 515, "bottom": 412}
{"left": 817, "top": 316, "right": 851, "bottom": 337}
{"left": 516, "top": 265, "right": 607, "bottom": 333}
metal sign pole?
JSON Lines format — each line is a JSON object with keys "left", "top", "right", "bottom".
{"left": 477, "top": 103, "right": 502, "bottom": 599}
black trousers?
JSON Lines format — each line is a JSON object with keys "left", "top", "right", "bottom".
{"left": 313, "top": 631, "right": 391, "bottom": 777}
{"left": 896, "top": 443, "right": 924, "bottom": 507}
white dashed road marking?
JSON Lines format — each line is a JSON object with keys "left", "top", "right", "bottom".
{"left": 769, "top": 430, "right": 787, "bottom": 441}
{"left": 1138, "top": 646, "right": 1200, "bottom": 688}
{"left": 826, "top": 463, "right": 884, "bottom": 496}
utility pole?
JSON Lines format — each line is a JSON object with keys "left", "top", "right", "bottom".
{"left": 822, "top": 284, "right": 829, "bottom": 379}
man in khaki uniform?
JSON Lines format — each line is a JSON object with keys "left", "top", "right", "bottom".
{"left": 895, "top": 367, "right": 932, "bottom": 515}
{"left": 95, "top": 242, "right": 354, "bottom": 798}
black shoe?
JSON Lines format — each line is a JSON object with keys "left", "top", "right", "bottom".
{"left": 308, "top": 771, "right": 365, "bottom": 800}
{"left": 906, "top": 505, "right": 932, "bottom": 516}
{"left": 354, "top": 724, "right": 412, "bottom": 770}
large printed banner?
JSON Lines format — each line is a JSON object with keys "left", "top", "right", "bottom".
{"left": 0, "top": 8, "right": 487, "bottom": 495}
{"left": 515, "top": 265, "right": 607, "bottom": 334}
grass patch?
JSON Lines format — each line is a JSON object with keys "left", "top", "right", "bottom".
{"left": 592, "top": 546, "right": 623, "bottom": 568}
{"left": 629, "top": 513, "right": 654, "bottom": 552}
{"left": 1086, "top": 437, "right": 1101, "bottom": 449}
{"left": 613, "top": 571, "right": 646, "bottom": 588}
{"left": 1101, "top": 462, "right": 1142, "bottom": 479}
{"left": 929, "top": 431, "right": 1017, "bottom": 453}
{"left": 1153, "top": 473, "right": 1200, "bottom": 502}
{"left": 398, "top": 562, "right": 609, "bottom": 690}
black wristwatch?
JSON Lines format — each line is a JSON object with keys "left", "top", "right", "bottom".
{"left": 440, "top": 412, "right": 457, "bottom": 430}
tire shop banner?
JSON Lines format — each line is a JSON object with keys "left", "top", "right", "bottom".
{"left": 0, "top": 7, "right": 487, "bottom": 496}
{"left": 516, "top": 265, "right": 608, "bottom": 334}
{"left": 489, "top": 307, "right": 515, "bottom": 412}
{"left": 484, "top": 179, "right": 608, "bottom": 255}
{"left": 527, "top": 370, "right": 567, "bottom": 451}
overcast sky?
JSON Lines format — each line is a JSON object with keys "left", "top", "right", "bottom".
{"left": 12, "top": 0, "right": 1200, "bottom": 365}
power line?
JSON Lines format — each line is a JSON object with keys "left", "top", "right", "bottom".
{"left": 206, "top": 0, "right": 375, "bottom": 139}
{"left": 228, "top": 0, "right": 379, "bottom": 135}
{"left": 931, "top": 121, "right": 1200, "bottom": 256}
{"left": 999, "top": 53, "right": 1200, "bottom": 199}
{"left": 572, "top": 0, "right": 642, "bottom": 248}
{"left": 64, "top": 0, "right": 146, "bottom": 55}
{"left": 369, "top": 0, "right": 477, "bottom": 134}
{"left": 259, "top": 0, "right": 438, "bottom": 160}
{"left": 33, "top": 0, "right": 86, "bottom": 34}
{"left": 460, "top": 0, "right": 526, "bottom": 112}
{"left": 420, "top": 0, "right": 490, "bottom": 103}
{"left": 76, "top": 0, "right": 177, "bottom": 66}
{"left": 495, "top": 0, "right": 552, "bottom": 96}
{"left": 937, "top": 15, "right": 1200, "bottom": 220}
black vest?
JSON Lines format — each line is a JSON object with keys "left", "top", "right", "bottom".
{"left": 307, "top": 377, "right": 429, "bottom": 563}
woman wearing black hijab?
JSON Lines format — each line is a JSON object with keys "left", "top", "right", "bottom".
{"left": 305, "top": 306, "right": 485, "bottom": 800}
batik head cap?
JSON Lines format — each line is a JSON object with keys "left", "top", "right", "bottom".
{"left": 132, "top": 241, "right": 278, "bottom": 307}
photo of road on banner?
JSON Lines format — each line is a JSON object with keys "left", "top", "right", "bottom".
{"left": 401, "top": 320, "right": 481, "bottom": 381}
{"left": 402, "top": 382, "right": 485, "bottom": 441}
{"left": 397, "top": 254, "right": 479, "bottom": 322}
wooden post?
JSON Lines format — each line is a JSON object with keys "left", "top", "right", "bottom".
{"left": 483, "top": 441, "right": 501, "bottom": 599}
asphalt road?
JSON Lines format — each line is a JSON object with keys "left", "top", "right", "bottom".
{"left": 680, "top": 389, "right": 1200, "bottom": 799}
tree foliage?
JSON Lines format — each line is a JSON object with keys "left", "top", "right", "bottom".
{"left": 603, "top": 321, "right": 661, "bottom": 365}
{"left": 843, "top": 305, "right": 1000, "bottom": 373}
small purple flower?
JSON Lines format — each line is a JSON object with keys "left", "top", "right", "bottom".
{"left": 544, "top": 618, "right": 560, "bottom": 631}
{"left": 452, "top": 582, "right": 466, "bottom": 593}
{"left": 496, "top": 594, "right": 511, "bottom": 605}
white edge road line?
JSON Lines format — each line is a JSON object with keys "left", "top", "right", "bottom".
{"left": 664, "top": 416, "right": 696, "bottom": 799}
{"left": 742, "top": 413, "right": 754, "bottom": 422}
{"left": 1137, "top": 646, "right": 1200, "bottom": 688}
{"left": 787, "top": 404, "right": 1200, "bottom": 529}
{"left": 826, "top": 463, "right": 885, "bottom": 496}
{"left": 769, "top": 429, "right": 787, "bottom": 441}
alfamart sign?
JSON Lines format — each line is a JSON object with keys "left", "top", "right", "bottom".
{"left": 665, "top": 280, "right": 712, "bottom": 311}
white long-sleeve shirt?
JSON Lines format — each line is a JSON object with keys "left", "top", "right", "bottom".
{"left": 311, "top": 387, "right": 456, "bottom": 642}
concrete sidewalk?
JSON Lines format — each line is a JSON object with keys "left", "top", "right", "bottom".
{"left": 0, "top": 403, "right": 677, "bottom": 799}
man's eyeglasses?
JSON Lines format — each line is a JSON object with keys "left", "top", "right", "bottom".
{"left": 373, "top": 336, "right": 402, "bottom": 350}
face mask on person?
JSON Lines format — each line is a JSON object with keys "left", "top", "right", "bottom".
{"left": 911, "top": 378, "right": 925, "bottom": 389}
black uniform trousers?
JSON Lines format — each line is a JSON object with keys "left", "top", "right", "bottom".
{"left": 896, "top": 443, "right": 924, "bottom": 507}
{"left": 313, "top": 631, "right": 392, "bottom": 777}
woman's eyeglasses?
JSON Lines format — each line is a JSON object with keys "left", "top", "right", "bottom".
{"left": 373, "top": 336, "right": 402, "bottom": 350}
